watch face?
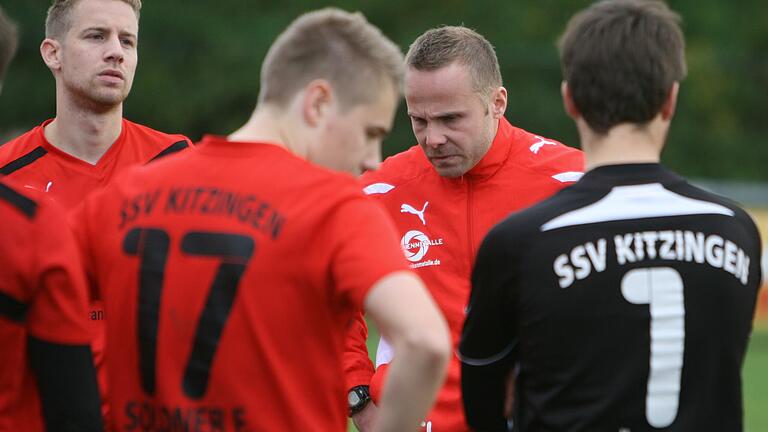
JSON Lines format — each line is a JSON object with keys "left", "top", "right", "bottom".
{"left": 348, "top": 391, "right": 361, "bottom": 406}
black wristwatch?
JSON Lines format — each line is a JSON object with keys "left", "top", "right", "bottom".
{"left": 347, "top": 385, "right": 371, "bottom": 416}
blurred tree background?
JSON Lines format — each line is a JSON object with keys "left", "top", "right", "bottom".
{"left": 1, "top": 0, "right": 766, "bottom": 180}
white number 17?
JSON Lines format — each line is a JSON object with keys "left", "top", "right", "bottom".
{"left": 621, "top": 267, "right": 685, "bottom": 428}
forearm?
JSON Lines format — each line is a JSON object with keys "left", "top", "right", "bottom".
{"left": 373, "top": 334, "right": 449, "bottom": 432}
{"left": 362, "top": 272, "right": 451, "bottom": 432}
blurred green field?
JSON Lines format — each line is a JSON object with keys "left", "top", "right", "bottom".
{"left": 744, "top": 325, "right": 768, "bottom": 432}
{"left": 349, "top": 324, "right": 768, "bottom": 432}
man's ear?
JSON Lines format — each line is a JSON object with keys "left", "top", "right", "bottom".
{"left": 40, "top": 38, "right": 62, "bottom": 72}
{"left": 660, "top": 82, "right": 679, "bottom": 121}
{"left": 490, "top": 86, "right": 507, "bottom": 119}
{"left": 302, "top": 79, "right": 334, "bottom": 127}
{"left": 561, "top": 81, "right": 581, "bottom": 120}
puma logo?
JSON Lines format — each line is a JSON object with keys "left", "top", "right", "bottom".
{"left": 529, "top": 135, "right": 557, "bottom": 154}
{"left": 401, "top": 201, "right": 429, "bottom": 225}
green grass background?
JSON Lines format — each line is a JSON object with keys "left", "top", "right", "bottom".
{"left": 349, "top": 323, "right": 768, "bottom": 432}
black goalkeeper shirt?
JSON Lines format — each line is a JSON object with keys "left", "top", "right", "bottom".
{"left": 459, "top": 163, "right": 762, "bottom": 432}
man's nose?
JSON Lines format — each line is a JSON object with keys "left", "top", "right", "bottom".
{"left": 424, "top": 124, "right": 447, "bottom": 148}
{"left": 104, "top": 35, "right": 125, "bottom": 63}
{"left": 360, "top": 143, "right": 382, "bottom": 174}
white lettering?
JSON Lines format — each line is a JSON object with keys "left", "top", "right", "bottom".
{"left": 740, "top": 256, "right": 750, "bottom": 285}
{"left": 615, "top": 234, "right": 636, "bottom": 265}
{"left": 641, "top": 231, "right": 659, "bottom": 259}
{"left": 723, "top": 240, "right": 738, "bottom": 274}
{"left": 571, "top": 245, "right": 591, "bottom": 280}
{"left": 659, "top": 231, "right": 675, "bottom": 260}
{"left": 705, "top": 235, "right": 724, "bottom": 268}
{"left": 684, "top": 231, "right": 705, "bottom": 263}
{"left": 585, "top": 239, "right": 608, "bottom": 272}
{"left": 675, "top": 230, "right": 685, "bottom": 260}
{"left": 554, "top": 254, "right": 574, "bottom": 289}
{"left": 634, "top": 233, "right": 645, "bottom": 260}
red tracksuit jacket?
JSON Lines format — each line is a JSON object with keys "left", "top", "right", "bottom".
{"left": 345, "top": 117, "right": 585, "bottom": 431}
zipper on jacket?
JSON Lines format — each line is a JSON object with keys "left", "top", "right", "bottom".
{"left": 466, "top": 179, "right": 474, "bottom": 273}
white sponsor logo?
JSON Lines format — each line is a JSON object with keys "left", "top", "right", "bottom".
{"left": 529, "top": 135, "right": 558, "bottom": 154}
{"left": 45, "top": 181, "right": 53, "bottom": 192}
{"left": 401, "top": 201, "right": 429, "bottom": 225}
{"left": 401, "top": 230, "right": 443, "bottom": 264}
{"left": 420, "top": 421, "right": 433, "bottom": 432}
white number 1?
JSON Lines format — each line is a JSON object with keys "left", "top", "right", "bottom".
{"left": 621, "top": 267, "right": 685, "bottom": 428}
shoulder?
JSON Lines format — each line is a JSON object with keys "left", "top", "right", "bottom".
{"left": 666, "top": 180, "right": 763, "bottom": 244}
{"left": 0, "top": 124, "right": 48, "bottom": 170}
{"left": 123, "top": 119, "right": 190, "bottom": 143}
{"left": 360, "top": 145, "right": 433, "bottom": 194}
{"left": 123, "top": 119, "right": 193, "bottom": 159}
{"left": 0, "top": 177, "right": 42, "bottom": 220}
{"left": 506, "top": 125, "right": 585, "bottom": 183}
{"left": 0, "top": 177, "right": 71, "bottom": 236}
{"left": 498, "top": 187, "right": 578, "bottom": 237}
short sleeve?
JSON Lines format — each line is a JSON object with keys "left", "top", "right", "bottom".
{"left": 325, "top": 195, "right": 410, "bottom": 310}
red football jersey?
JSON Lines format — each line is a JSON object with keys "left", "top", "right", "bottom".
{"left": 74, "top": 136, "right": 410, "bottom": 431}
{"left": 0, "top": 118, "right": 192, "bottom": 210}
{"left": 0, "top": 178, "right": 93, "bottom": 432}
{"left": 0, "top": 118, "right": 192, "bottom": 422}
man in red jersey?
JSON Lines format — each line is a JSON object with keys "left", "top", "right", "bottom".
{"left": 346, "top": 27, "right": 585, "bottom": 432}
{"left": 72, "top": 8, "right": 450, "bottom": 432}
{"left": 0, "top": 179, "right": 103, "bottom": 432}
{"left": 0, "top": 0, "right": 191, "bottom": 418}
{"left": 0, "top": 0, "right": 191, "bottom": 209}
{"left": 0, "top": 6, "right": 102, "bottom": 431}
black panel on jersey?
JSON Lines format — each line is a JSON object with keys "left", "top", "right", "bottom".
{"left": 0, "top": 182, "right": 38, "bottom": 218}
{"left": 460, "top": 164, "right": 762, "bottom": 432}
{"left": 0, "top": 292, "right": 28, "bottom": 323}
{"left": 0, "top": 146, "right": 48, "bottom": 175}
{"left": 28, "top": 336, "right": 104, "bottom": 431}
{"left": 149, "top": 140, "right": 190, "bottom": 163}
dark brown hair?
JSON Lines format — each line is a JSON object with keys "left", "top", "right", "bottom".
{"left": 406, "top": 26, "right": 502, "bottom": 96}
{"left": 258, "top": 8, "right": 404, "bottom": 111}
{"left": 558, "top": 0, "right": 687, "bottom": 134}
{"left": 0, "top": 5, "right": 17, "bottom": 84}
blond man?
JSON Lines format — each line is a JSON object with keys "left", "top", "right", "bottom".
{"left": 72, "top": 8, "right": 450, "bottom": 432}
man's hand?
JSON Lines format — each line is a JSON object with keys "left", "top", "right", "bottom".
{"left": 352, "top": 402, "right": 378, "bottom": 431}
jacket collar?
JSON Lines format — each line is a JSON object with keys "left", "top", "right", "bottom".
{"left": 462, "top": 117, "right": 514, "bottom": 181}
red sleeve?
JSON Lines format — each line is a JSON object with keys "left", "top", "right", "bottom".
{"left": 343, "top": 311, "right": 375, "bottom": 390}
{"left": 323, "top": 193, "right": 408, "bottom": 391}
{"left": 326, "top": 195, "right": 409, "bottom": 310}
{"left": 26, "top": 198, "right": 92, "bottom": 344}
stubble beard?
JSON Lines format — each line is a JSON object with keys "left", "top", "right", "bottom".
{"left": 66, "top": 76, "right": 130, "bottom": 113}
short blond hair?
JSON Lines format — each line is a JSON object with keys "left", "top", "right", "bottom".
{"left": 258, "top": 8, "right": 404, "bottom": 111}
{"left": 406, "top": 26, "right": 502, "bottom": 97}
{"left": 45, "top": 0, "right": 141, "bottom": 38}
